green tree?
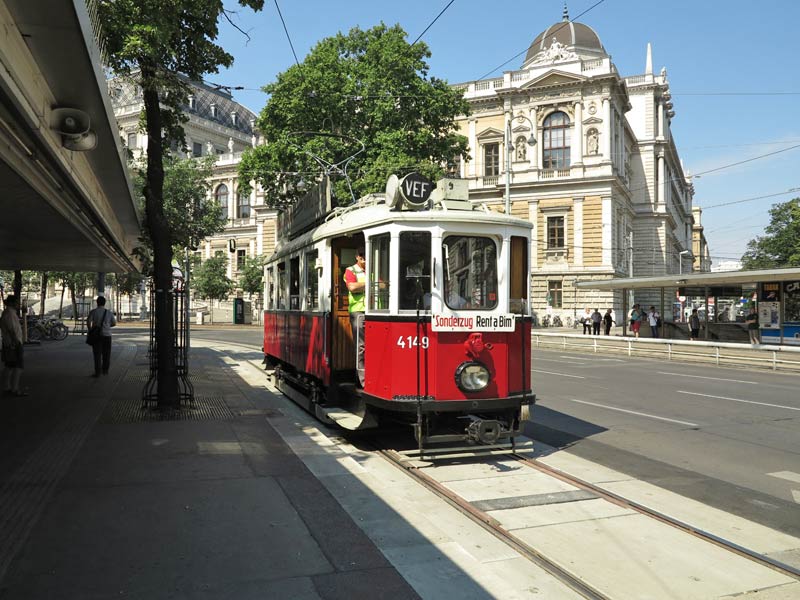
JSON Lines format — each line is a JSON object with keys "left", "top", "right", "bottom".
{"left": 741, "top": 198, "right": 800, "bottom": 270}
{"left": 193, "top": 257, "right": 233, "bottom": 320}
{"left": 98, "top": 0, "right": 263, "bottom": 406}
{"left": 238, "top": 23, "right": 470, "bottom": 207}
{"left": 239, "top": 256, "right": 265, "bottom": 297}
{"left": 132, "top": 155, "right": 225, "bottom": 272}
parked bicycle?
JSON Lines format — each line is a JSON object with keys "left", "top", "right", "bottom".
{"left": 541, "top": 314, "right": 551, "bottom": 328}
{"left": 552, "top": 315, "right": 563, "bottom": 328}
{"left": 27, "top": 316, "right": 69, "bottom": 341}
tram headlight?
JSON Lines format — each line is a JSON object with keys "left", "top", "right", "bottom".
{"left": 455, "top": 361, "right": 491, "bottom": 392}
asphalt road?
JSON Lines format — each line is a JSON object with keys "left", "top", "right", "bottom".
{"left": 183, "top": 326, "right": 800, "bottom": 536}
{"left": 526, "top": 348, "right": 800, "bottom": 536}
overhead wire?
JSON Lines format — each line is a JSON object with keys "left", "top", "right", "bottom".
{"left": 273, "top": 0, "right": 301, "bottom": 68}
{"left": 412, "top": 0, "right": 456, "bottom": 45}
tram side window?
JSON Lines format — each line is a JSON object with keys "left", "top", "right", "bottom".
{"left": 289, "top": 257, "right": 300, "bottom": 310}
{"left": 305, "top": 250, "right": 319, "bottom": 311}
{"left": 266, "top": 267, "right": 274, "bottom": 309}
{"left": 369, "top": 234, "right": 390, "bottom": 311}
{"left": 443, "top": 236, "right": 498, "bottom": 310}
{"left": 399, "top": 232, "right": 431, "bottom": 311}
{"left": 510, "top": 236, "right": 529, "bottom": 314}
{"left": 276, "top": 262, "right": 287, "bottom": 309}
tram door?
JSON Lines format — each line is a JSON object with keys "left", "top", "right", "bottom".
{"left": 331, "top": 236, "right": 364, "bottom": 379}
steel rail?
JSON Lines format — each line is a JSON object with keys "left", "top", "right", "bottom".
{"left": 378, "top": 448, "right": 611, "bottom": 600}
{"left": 511, "top": 453, "right": 800, "bottom": 582}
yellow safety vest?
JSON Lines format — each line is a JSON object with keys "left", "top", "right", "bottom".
{"left": 345, "top": 265, "right": 366, "bottom": 313}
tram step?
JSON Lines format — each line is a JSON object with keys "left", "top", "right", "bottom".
{"left": 319, "top": 407, "right": 366, "bottom": 430}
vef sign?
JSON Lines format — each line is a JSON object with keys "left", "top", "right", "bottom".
{"left": 399, "top": 172, "right": 433, "bottom": 209}
{"left": 432, "top": 313, "right": 516, "bottom": 332}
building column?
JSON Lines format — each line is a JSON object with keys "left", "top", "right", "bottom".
{"left": 529, "top": 106, "right": 538, "bottom": 169}
{"left": 657, "top": 153, "right": 666, "bottom": 208}
{"left": 573, "top": 197, "right": 584, "bottom": 266}
{"left": 602, "top": 196, "right": 613, "bottom": 267}
{"left": 256, "top": 220, "right": 264, "bottom": 256}
{"left": 228, "top": 177, "right": 236, "bottom": 219}
{"left": 602, "top": 97, "right": 612, "bottom": 161}
{"left": 657, "top": 101, "right": 665, "bottom": 139}
{"left": 571, "top": 101, "right": 583, "bottom": 166}
{"left": 529, "top": 201, "right": 539, "bottom": 268}
{"left": 467, "top": 119, "right": 477, "bottom": 177}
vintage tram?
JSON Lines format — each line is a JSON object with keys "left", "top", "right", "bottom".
{"left": 263, "top": 175, "right": 534, "bottom": 447}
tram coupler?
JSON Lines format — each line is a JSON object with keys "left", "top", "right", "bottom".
{"left": 466, "top": 419, "right": 505, "bottom": 444}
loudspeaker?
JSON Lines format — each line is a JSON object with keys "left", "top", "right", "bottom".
{"left": 62, "top": 131, "right": 97, "bottom": 151}
{"left": 51, "top": 108, "right": 90, "bottom": 137}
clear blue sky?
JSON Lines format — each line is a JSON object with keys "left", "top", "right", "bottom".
{"left": 216, "top": 0, "right": 800, "bottom": 267}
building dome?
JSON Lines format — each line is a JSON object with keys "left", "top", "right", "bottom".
{"left": 523, "top": 15, "right": 606, "bottom": 66}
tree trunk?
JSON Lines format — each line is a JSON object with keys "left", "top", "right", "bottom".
{"left": 69, "top": 284, "right": 77, "bottom": 321}
{"left": 40, "top": 272, "right": 48, "bottom": 317}
{"left": 58, "top": 284, "right": 66, "bottom": 318}
{"left": 142, "top": 67, "right": 180, "bottom": 408}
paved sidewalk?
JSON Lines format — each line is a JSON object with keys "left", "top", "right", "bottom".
{"left": 0, "top": 334, "right": 418, "bottom": 599}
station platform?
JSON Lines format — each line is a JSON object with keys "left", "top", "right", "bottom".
{"left": 0, "top": 331, "right": 419, "bottom": 599}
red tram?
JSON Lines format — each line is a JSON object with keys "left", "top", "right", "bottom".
{"left": 263, "top": 176, "right": 534, "bottom": 446}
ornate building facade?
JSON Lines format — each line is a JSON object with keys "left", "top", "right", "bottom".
{"left": 453, "top": 11, "right": 698, "bottom": 321}
{"left": 109, "top": 78, "right": 278, "bottom": 283}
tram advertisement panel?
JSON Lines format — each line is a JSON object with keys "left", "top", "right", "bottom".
{"left": 784, "top": 281, "right": 800, "bottom": 323}
{"left": 431, "top": 313, "right": 516, "bottom": 332}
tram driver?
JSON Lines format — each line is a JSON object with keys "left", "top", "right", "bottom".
{"left": 344, "top": 247, "right": 367, "bottom": 387}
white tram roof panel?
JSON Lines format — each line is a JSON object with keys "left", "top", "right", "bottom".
{"left": 272, "top": 195, "right": 532, "bottom": 259}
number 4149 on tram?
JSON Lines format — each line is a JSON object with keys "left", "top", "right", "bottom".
{"left": 262, "top": 174, "right": 534, "bottom": 448}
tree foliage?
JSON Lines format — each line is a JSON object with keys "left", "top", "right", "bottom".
{"left": 132, "top": 155, "right": 225, "bottom": 274}
{"left": 239, "top": 256, "right": 265, "bottom": 296}
{"left": 238, "top": 23, "right": 470, "bottom": 207}
{"left": 741, "top": 198, "right": 800, "bottom": 270}
{"left": 193, "top": 256, "right": 233, "bottom": 302}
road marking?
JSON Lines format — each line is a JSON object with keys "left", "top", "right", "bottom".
{"left": 768, "top": 471, "right": 800, "bottom": 484}
{"left": 558, "top": 355, "right": 623, "bottom": 363}
{"left": 658, "top": 372, "right": 758, "bottom": 384}
{"left": 793, "top": 490, "right": 800, "bottom": 504}
{"left": 677, "top": 391, "right": 800, "bottom": 412}
{"left": 537, "top": 357, "right": 587, "bottom": 365}
{"left": 531, "top": 369, "right": 585, "bottom": 379}
{"left": 567, "top": 399, "right": 699, "bottom": 427}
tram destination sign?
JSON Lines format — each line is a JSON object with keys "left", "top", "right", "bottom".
{"left": 432, "top": 313, "right": 516, "bottom": 332}
{"left": 399, "top": 172, "right": 433, "bottom": 209}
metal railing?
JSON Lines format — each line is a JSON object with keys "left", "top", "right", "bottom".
{"left": 532, "top": 332, "right": 800, "bottom": 373}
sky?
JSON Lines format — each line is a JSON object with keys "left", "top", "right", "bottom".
{"left": 214, "top": 0, "right": 800, "bottom": 267}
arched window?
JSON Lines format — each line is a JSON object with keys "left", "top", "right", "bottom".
{"left": 542, "top": 111, "right": 571, "bottom": 169}
{"left": 237, "top": 189, "right": 250, "bottom": 219}
{"left": 215, "top": 184, "right": 228, "bottom": 220}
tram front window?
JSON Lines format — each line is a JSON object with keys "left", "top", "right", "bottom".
{"left": 399, "top": 232, "right": 431, "bottom": 310}
{"left": 443, "top": 236, "right": 498, "bottom": 310}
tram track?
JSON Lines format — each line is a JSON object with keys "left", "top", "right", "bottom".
{"left": 374, "top": 442, "right": 800, "bottom": 599}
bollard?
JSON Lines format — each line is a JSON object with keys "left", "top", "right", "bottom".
{"left": 772, "top": 351, "right": 777, "bottom": 371}
{"left": 667, "top": 343, "right": 672, "bottom": 361}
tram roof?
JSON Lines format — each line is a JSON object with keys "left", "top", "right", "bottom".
{"left": 575, "top": 267, "right": 800, "bottom": 290}
{"left": 271, "top": 198, "right": 532, "bottom": 259}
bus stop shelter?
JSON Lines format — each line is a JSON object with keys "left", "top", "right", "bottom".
{"left": 575, "top": 267, "right": 800, "bottom": 344}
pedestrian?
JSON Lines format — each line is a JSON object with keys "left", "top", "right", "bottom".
{"left": 647, "top": 306, "right": 660, "bottom": 338}
{"left": 86, "top": 296, "right": 116, "bottom": 377}
{"left": 688, "top": 308, "right": 701, "bottom": 341}
{"left": 1, "top": 295, "right": 26, "bottom": 396}
{"left": 629, "top": 304, "right": 642, "bottom": 338}
{"left": 591, "top": 308, "right": 602, "bottom": 335}
{"left": 603, "top": 309, "right": 615, "bottom": 335}
{"left": 745, "top": 306, "right": 759, "bottom": 344}
{"left": 343, "top": 247, "right": 367, "bottom": 386}
{"left": 581, "top": 307, "right": 592, "bottom": 335}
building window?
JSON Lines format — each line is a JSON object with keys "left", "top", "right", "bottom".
{"left": 215, "top": 184, "right": 228, "bottom": 219}
{"left": 210, "top": 103, "right": 217, "bottom": 118}
{"left": 188, "top": 95, "right": 195, "bottom": 110}
{"left": 231, "top": 112, "right": 238, "bottom": 127}
{"left": 193, "top": 142, "right": 202, "bottom": 157}
{"left": 547, "top": 215, "right": 565, "bottom": 249}
{"left": 236, "top": 249, "right": 246, "bottom": 271}
{"left": 547, "top": 280, "right": 563, "bottom": 308}
{"left": 127, "top": 132, "right": 137, "bottom": 148}
{"left": 237, "top": 190, "right": 250, "bottom": 219}
{"left": 484, "top": 143, "right": 500, "bottom": 176}
{"left": 542, "top": 111, "right": 571, "bottom": 169}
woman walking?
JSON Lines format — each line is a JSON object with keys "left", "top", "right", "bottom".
{"left": 1, "top": 295, "right": 26, "bottom": 396}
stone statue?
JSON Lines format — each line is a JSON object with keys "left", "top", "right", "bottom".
{"left": 206, "top": 140, "right": 214, "bottom": 155}
{"left": 228, "top": 137, "right": 234, "bottom": 154}
{"left": 587, "top": 130, "right": 599, "bottom": 155}
{"left": 532, "top": 37, "right": 578, "bottom": 65}
{"left": 515, "top": 137, "right": 527, "bottom": 161}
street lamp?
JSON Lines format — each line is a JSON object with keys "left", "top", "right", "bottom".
{"left": 504, "top": 113, "right": 537, "bottom": 215}
{"left": 678, "top": 250, "right": 691, "bottom": 275}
